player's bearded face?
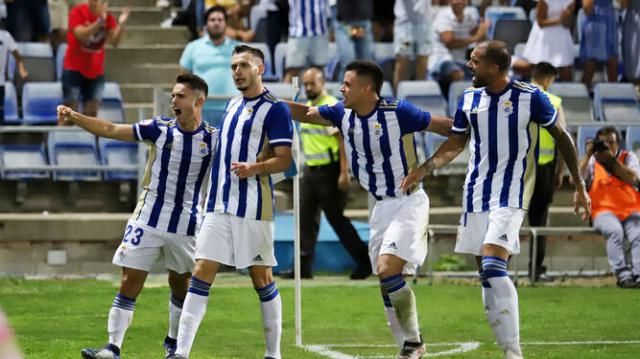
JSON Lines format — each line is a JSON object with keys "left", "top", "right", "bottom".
{"left": 231, "top": 54, "right": 261, "bottom": 91}
{"left": 468, "top": 49, "right": 489, "bottom": 88}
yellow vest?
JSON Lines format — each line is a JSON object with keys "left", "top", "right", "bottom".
{"left": 538, "top": 89, "right": 562, "bottom": 165}
{"left": 301, "top": 93, "right": 339, "bottom": 166}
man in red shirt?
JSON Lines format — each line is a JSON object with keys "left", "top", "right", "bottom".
{"left": 61, "top": 0, "right": 129, "bottom": 119}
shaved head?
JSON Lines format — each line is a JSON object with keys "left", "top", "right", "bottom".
{"left": 303, "top": 67, "right": 326, "bottom": 101}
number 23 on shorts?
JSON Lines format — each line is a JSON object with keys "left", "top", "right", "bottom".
{"left": 123, "top": 224, "right": 144, "bottom": 246}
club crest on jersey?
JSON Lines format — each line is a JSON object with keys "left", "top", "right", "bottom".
{"left": 503, "top": 101, "right": 513, "bottom": 116}
{"left": 374, "top": 123, "right": 383, "bottom": 138}
{"left": 199, "top": 142, "right": 207, "bottom": 155}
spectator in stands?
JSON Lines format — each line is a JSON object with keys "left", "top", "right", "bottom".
{"left": 580, "top": 126, "right": 640, "bottom": 288}
{"left": 371, "top": 0, "right": 394, "bottom": 42}
{"left": 580, "top": 0, "right": 618, "bottom": 88}
{"left": 0, "top": 308, "right": 23, "bottom": 359}
{"left": 334, "top": 0, "right": 374, "bottom": 81}
{"left": 5, "top": 0, "right": 51, "bottom": 42}
{"left": 430, "top": 0, "right": 489, "bottom": 95}
{"left": 206, "top": 0, "right": 255, "bottom": 41}
{"left": 283, "top": 0, "right": 330, "bottom": 83}
{"left": 393, "top": 0, "right": 432, "bottom": 91}
{"left": 528, "top": 62, "right": 567, "bottom": 282}
{"left": 515, "top": 0, "right": 575, "bottom": 81}
{"left": 0, "top": 27, "right": 28, "bottom": 125}
{"left": 61, "top": 0, "right": 130, "bottom": 120}
{"left": 621, "top": 0, "right": 640, "bottom": 87}
{"left": 281, "top": 67, "right": 371, "bottom": 280}
{"left": 179, "top": 5, "right": 238, "bottom": 110}
{"left": 48, "top": 0, "right": 69, "bottom": 52}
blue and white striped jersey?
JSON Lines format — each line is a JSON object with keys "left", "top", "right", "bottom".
{"left": 319, "top": 99, "right": 431, "bottom": 200}
{"left": 288, "top": 0, "right": 329, "bottom": 37}
{"left": 206, "top": 90, "right": 294, "bottom": 221}
{"left": 451, "top": 80, "right": 557, "bottom": 212}
{"left": 132, "top": 117, "right": 218, "bottom": 236}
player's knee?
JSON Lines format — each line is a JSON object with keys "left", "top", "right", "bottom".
{"left": 249, "top": 266, "right": 273, "bottom": 288}
{"left": 191, "top": 259, "right": 218, "bottom": 283}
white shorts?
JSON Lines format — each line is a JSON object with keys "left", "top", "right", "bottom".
{"left": 195, "top": 212, "right": 276, "bottom": 269}
{"left": 393, "top": 22, "right": 432, "bottom": 57}
{"left": 455, "top": 207, "right": 525, "bottom": 256}
{"left": 369, "top": 189, "right": 430, "bottom": 275}
{"left": 112, "top": 219, "right": 196, "bottom": 274}
{"left": 285, "top": 35, "right": 329, "bottom": 69}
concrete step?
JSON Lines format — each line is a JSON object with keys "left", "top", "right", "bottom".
{"left": 120, "top": 83, "right": 173, "bottom": 104}
{"left": 124, "top": 103, "right": 154, "bottom": 123}
{"left": 111, "top": 7, "right": 167, "bottom": 26}
{"left": 105, "top": 62, "right": 181, "bottom": 83}
{"left": 106, "top": 45, "right": 183, "bottom": 65}
{"left": 121, "top": 26, "right": 190, "bottom": 46}
{"left": 110, "top": 0, "right": 159, "bottom": 7}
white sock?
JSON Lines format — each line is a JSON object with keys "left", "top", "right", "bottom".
{"left": 168, "top": 293, "right": 184, "bottom": 339}
{"left": 256, "top": 282, "right": 282, "bottom": 359}
{"left": 107, "top": 293, "right": 136, "bottom": 349}
{"left": 175, "top": 277, "right": 211, "bottom": 357}
{"left": 381, "top": 275, "right": 421, "bottom": 344}
{"left": 482, "top": 257, "right": 522, "bottom": 356}
{"left": 382, "top": 295, "right": 405, "bottom": 348}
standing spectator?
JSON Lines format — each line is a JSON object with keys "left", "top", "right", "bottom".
{"left": 283, "top": 0, "right": 330, "bottom": 83}
{"left": 580, "top": 0, "right": 618, "bottom": 88}
{"left": 430, "top": 0, "right": 488, "bottom": 95}
{"left": 621, "top": 0, "right": 640, "bottom": 86}
{"left": 48, "top": 0, "right": 69, "bottom": 52}
{"left": 5, "top": 0, "right": 51, "bottom": 42}
{"left": 281, "top": 67, "right": 371, "bottom": 280}
{"left": 372, "top": 0, "right": 394, "bottom": 42}
{"left": 517, "top": 0, "right": 575, "bottom": 81}
{"left": 61, "top": 0, "right": 129, "bottom": 119}
{"left": 206, "top": 0, "right": 255, "bottom": 41}
{"left": 180, "top": 5, "right": 238, "bottom": 111}
{"left": 580, "top": 126, "right": 640, "bottom": 288}
{"left": 334, "top": 0, "right": 374, "bottom": 80}
{"left": 528, "top": 62, "right": 567, "bottom": 282}
{"left": 0, "top": 27, "right": 28, "bottom": 125}
{"left": 393, "top": 0, "right": 432, "bottom": 91}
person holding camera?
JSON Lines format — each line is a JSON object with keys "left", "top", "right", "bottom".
{"left": 580, "top": 126, "right": 640, "bottom": 288}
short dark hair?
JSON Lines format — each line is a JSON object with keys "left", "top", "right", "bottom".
{"left": 205, "top": 5, "right": 227, "bottom": 23}
{"left": 596, "top": 126, "right": 622, "bottom": 144}
{"left": 344, "top": 60, "right": 383, "bottom": 95}
{"left": 531, "top": 62, "right": 558, "bottom": 81}
{"left": 478, "top": 40, "right": 511, "bottom": 73}
{"left": 176, "top": 73, "right": 208, "bottom": 98}
{"left": 232, "top": 44, "right": 265, "bottom": 63}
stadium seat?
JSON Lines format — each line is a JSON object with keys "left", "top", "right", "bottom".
{"left": 22, "top": 82, "right": 63, "bottom": 125}
{"left": 202, "top": 107, "right": 225, "bottom": 127}
{"left": 0, "top": 144, "right": 49, "bottom": 179}
{"left": 56, "top": 43, "right": 67, "bottom": 81}
{"left": 548, "top": 82, "right": 595, "bottom": 126}
{"left": 98, "top": 82, "right": 126, "bottom": 123}
{"left": 266, "top": 82, "right": 299, "bottom": 100}
{"left": 99, "top": 138, "right": 138, "bottom": 181}
{"left": 380, "top": 81, "right": 394, "bottom": 99}
{"left": 448, "top": 80, "right": 473, "bottom": 117}
{"left": 9, "top": 42, "right": 56, "bottom": 95}
{"left": 397, "top": 80, "right": 447, "bottom": 117}
{"left": 374, "top": 42, "right": 396, "bottom": 84}
{"left": 273, "top": 42, "right": 287, "bottom": 81}
{"left": 47, "top": 129, "right": 101, "bottom": 181}
{"left": 626, "top": 126, "right": 640, "bottom": 157}
{"left": 424, "top": 132, "right": 470, "bottom": 175}
{"left": 4, "top": 82, "right": 19, "bottom": 125}
{"left": 514, "top": 42, "right": 526, "bottom": 59}
{"left": 493, "top": 19, "right": 531, "bottom": 53}
{"left": 485, "top": 6, "right": 527, "bottom": 38}
{"left": 593, "top": 83, "right": 640, "bottom": 123}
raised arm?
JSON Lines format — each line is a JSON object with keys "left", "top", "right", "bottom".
{"left": 57, "top": 105, "right": 135, "bottom": 142}
{"left": 283, "top": 100, "right": 333, "bottom": 126}
{"left": 400, "top": 133, "right": 468, "bottom": 191}
{"left": 426, "top": 115, "right": 454, "bottom": 137}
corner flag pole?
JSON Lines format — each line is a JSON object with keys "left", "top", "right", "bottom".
{"left": 291, "top": 76, "right": 303, "bottom": 347}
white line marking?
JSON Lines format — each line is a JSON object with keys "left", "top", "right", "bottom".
{"left": 305, "top": 345, "right": 359, "bottom": 359}
{"left": 522, "top": 340, "right": 640, "bottom": 345}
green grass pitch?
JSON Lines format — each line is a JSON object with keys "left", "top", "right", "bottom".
{"left": 1, "top": 276, "right": 639, "bottom": 358}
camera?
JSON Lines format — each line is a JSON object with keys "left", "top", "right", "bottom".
{"left": 592, "top": 139, "right": 609, "bottom": 153}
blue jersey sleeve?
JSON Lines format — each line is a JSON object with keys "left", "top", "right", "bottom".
{"left": 531, "top": 89, "right": 557, "bottom": 128}
{"left": 264, "top": 102, "right": 294, "bottom": 147}
{"left": 451, "top": 95, "right": 469, "bottom": 134}
{"left": 318, "top": 101, "right": 346, "bottom": 127}
{"left": 133, "top": 117, "right": 162, "bottom": 142}
{"left": 396, "top": 100, "right": 431, "bottom": 134}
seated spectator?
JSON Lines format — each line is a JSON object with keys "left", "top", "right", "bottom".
{"left": 580, "top": 0, "right": 619, "bottom": 88}
{"left": 179, "top": 6, "right": 238, "bottom": 109}
{"left": 284, "top": 0, "right": 329, "bottom": 83}
{"left": 0, "top": 26, "right": 29, "bottom": 125}
{"left": 513, "top": 0, "right": 575, "bottom": 81}
{"left": 429, "top": 0, "right": 488, "bottom": 94}
{"left": 393, "top": 0, "right": 432, "bottom": 90}
{"left": 580, "top": 126, "right": 640, "bottom": 289}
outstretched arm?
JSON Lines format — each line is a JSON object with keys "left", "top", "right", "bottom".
{"left": 426, "top": 115, "right": 454, "bottom": 137}
{"left": 57, "top": 105, "right": 135, "bottom": 142}
{"left": 400, "top": 133, "right": 468, "bottom": 191}
{"left": 283, "top": 100, "right": 333, "bottom": 126}
{"left": 546, "top": 121, "right": 591, "bottom": 220}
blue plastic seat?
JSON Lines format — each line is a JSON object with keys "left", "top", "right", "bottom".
{"left": 98, "top": 82, "right": 126, "bottom": 123}
{"left": 4, "top": 82, "right": 20, "bottom": 125}
{"left": 548, "top": 82, "right": 595, "bottom": 126}
{"left": 397, "top": 80, "right": 447, "bottom": 117}
{"left": 99, "top": 137, "right": 138, "bottom": 181}
{"left": 0, "top": 144, "right": 49, "bottom": 179}
{"left": 22, "top": 82, "right": 63, "bottom": 125}
{"left": 448, "top": 81, "right": 473, "bottom": 117}
{"left": 47, "top": 129, "right": 101, "bottom": 181}
{"left": 593, "top": 83, "right": 640, "bottom": 123}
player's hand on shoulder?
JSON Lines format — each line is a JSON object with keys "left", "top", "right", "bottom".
{"left": 231, "top": 162, "right": 259, "bottom": 179}
{"left": 306, "top": 106, "right": 320, "bottom": 118}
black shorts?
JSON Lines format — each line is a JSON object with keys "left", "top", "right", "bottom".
{"left": 62, "top": 69, "right": 105, "bottom": 104}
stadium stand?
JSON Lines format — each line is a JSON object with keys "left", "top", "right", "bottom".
{"left": 98, "top": 138, "right": 138, "bottom": 181}
{"left": 97, "top": 82, "right": 126, "bottom": 124}
{"left": 448, "top": 80, "right": 473, "bottom": 117}
{"left": 4, "top": 82, "right": 19, "bottom": 125}
{"left": 21, "top": 82, "right": 63, "bottom": 125}
{"left": 548, "top": 82, "right": 595, "bottom": 126}
{"left": 0, "top": 144, "right": 49, "bottom": 180}
{"left": 8, "top": 42, "right": 56, "bottom": 94}
{"left": 397, "top": 80, "right": 447, "bottom": 117}
{"left": 626, "top": 126, "right": 640, "bottom": 156}
{"left": 47, "top": 129, "right": 101, "bottom": 181}
{"left": 593, "top": 82, "right": 640, "bottom": 123}
{"left": 492, "top": 19, "right": 531, "bottom": 53}
{"left": 55, "top": 43, "right": 67, "bottom": 81}
{"left": 484, "top": 6, "right": 527, "bottom": 38}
